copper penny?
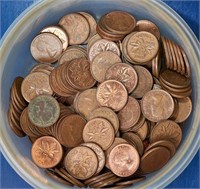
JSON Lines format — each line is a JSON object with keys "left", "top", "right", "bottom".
{"left": 118, "top": 97, "right": 141, "bottom": 131}
{"left": 41, "top": 26, "right": 68, "bottom": 51}
{"left": 83, "top": 118, "right": 115, "bottom": 150}
{"left": 167, "top": 39, "right": 178, "bottom": 71}
{"left": 88, "top": 107, "right": 119, "bottom": 134}
{"left": 91, "top": 51, "right": 122, "bottom": 82}
{"left": 96, "top": 80, "right": 128, "bottom": 111}
{"left": 105, "top": 63, "right": 138, "bottom": 93}
{"left": 150, "top": 120, "right": 182, "bottom": 148}
{"left": 59, "top": 13, "right": 90, "bottom": 45}
{"left": 30, "top": 33, "right": 63, "bottom": 63}
{"left": 135, "top": 121, "right": 148, "bottom": 141}
{"left": 115, "top": 176, "right": 146, "bottom": 186}
{"left": 127, "top": 31, "right": 159, "bottom": 63}
{"left": 152, "top": 50, "right": 161, "bottom": 79}
{"left": 131, "top": 66, "right": 153, "bottom": 99}
{"left": 172, "top": 42, "right": 183, "bottom": 74}
{"left": 180, "top": 47, "right": 191, "bottom": 78}
{"left": 87, "top": 33, "right": 102, "bottom": 51}
{"left": 134, "top": 20, "right": 160, "bottom": 40}
{"left": 28, "top": 95, "right": 60, "bottom": 127}
{"left": 64, "top": 146, "right": 98, "bottom": 180}
{"left": 21, "top": 72, "right": 53, "bottom": 102}
{"left": 141, "top": 89, "right": 174, "bottom": 122}
{"left": 140, "top": 146, "right": 170, "bottom": 173}
{"left": 31, "top": 136, "right": 63, "bottom": 168}
{"left": 82, "top": 142, "right": 105, "bottom": 175}
{"left": 88, "top": 39, "right": 120, "bottom": 62}
{"left": 109, "top": 143, "right": 140, "bottom": 177}
{"left": 162, "top": 37, "right": 171, "bottom": 69}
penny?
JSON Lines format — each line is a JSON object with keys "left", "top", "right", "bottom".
{"left": 88, "top": 107, "right": 119, "bottom": 134}
{"left": 41, "top": 26, "right": 68, "bottom": 51}
{"left": 59, "top": 13, "right": 90, "bottom": 45}
{"left": 140, "top": 146, "right": 171, "bottom": 173}
{"left": 91, "top": 51, "right": 122, "bottom": 82}
{"left": 31, "top": 136, "right": 63, "bottom": 168}
{"left": 87, "top": 34, "right": 102, "bottom": 51}
{"left": 88, "top": 39, "right": 120, "bottom": 62}
{"left": 127, "top": 31, "right": 159, "bottom": 63}
{"left": 176, "top": 45, "right": 186, "bottom": 75}
{"left": 75, "top": 88, "right": 99, "bottom": 119}
{"left": 56, "top": 114, "right": 86, "bottom": 148}
{"left": 28, "top": 95, "right": 60, "bottom": 127}
{"left": 83, "top": 118, "right": 115, "bottom": 150}
{"left": 96, "top": 80, "right": 128, "bottom": 111}
{"left": 134, "top": 20, "right": 160, "bottom": 40}
{"left": 162, "top": 37, "right": 171, "bottom": 69}
{"left": 82, "top": 142, "right": 105, "bottom": 175}
{"left": 30, "top": 33, "right": 63, "bottom": 63}
{"left": 135, "top": 121, "right": 148, "bottom": 141}
{"left": 115, "top": 176, "right": 146, "bottom": 186}
{"left": 167, "top": 39, "right": 178, "bottom": 71}
{"left": 105, "top": 63, "right": 138, "bottom": 93}
{"left": 129, "top": 113, "right": 146, "bottom": 132}
{"left": 118, "top": 97, "right": 141, "bottom": 131}
{"left": 21, "top": 72, "right": 53, "bottom": 102}
{"left": 150, "top": 120, "right": 182, "bottom": 148}
{"left": 180, "top": 47, "right": 191, "bottom": 78}
{"left": 109, "top": 143, "right": 140, "bottom": 177}
{"left": 152, "top": 50, "right": 161, "bottom": 79}
{"left": 131, "top": 66, "right": 153, "bottom": 99}
{"left": 141, "top": 89, "right": 174, "bottom": 122}
{"left": 30, "top": 63, "right": 54, "bottom": 75}
{"left": 64, "top": 146, "right": 98, "bottom": 180}
{"left": 165, "top": 38, "right": 174, "bottom": 70}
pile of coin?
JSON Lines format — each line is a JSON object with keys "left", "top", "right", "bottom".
{"left": 7, "top": 10, "right": 192, "bottom": 188}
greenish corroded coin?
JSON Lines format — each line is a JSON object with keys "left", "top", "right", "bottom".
{"left": 28, "top": 95, "right": 60, "bottom": 127}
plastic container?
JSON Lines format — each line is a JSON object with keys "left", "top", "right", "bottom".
{"left": 0, "top": 0, "right": 199, "bottom": 188}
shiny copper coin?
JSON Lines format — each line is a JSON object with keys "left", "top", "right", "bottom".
{"left": 59, "top": 13, "right": 90, "bottom": 45}
{"left": 30, "top": 33, "right": 63, "bottom": 63}
{"left": 109, "top": 143, "right": 140, "bottom": 177}
{"left": 96, "top": 80, "right": 128, "bottom": 112}
{"left": 105, "top": 63, "right": 138, "bottom": 93}
{"left": 64, "top": 146, "right": 98, "bottom": 180}
{"left": 150, "top": 120, "right": 182, "bottom": 148}
{"left": 141, "top": 89, "right": 174, "bottom": 122}
{"left": 31, "top": 136, "right": 63, "bottom": 168}
{"left": 83, "top": 118, "right": 115, "bottom": 150}
{"left": 167, "top": 38, "right": 178, "bottom": 71}
{"left": 162, "top": 37, "right": 171, "bottom": 69}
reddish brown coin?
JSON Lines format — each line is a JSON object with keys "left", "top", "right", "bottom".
{"left": 31, "top": 136, "right": 63, "bottom": 168}
{"left": 109, "top": 143, "right": 140, "bottom": 177}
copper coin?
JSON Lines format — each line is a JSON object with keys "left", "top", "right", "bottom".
{"left": 91, "top": 51, "right": 122, "bottom": 82}
{"left": 172, "top": 42, "right": 183, "bottom": 74}
{"left": 109, "top": 143, "right": 140, "bottom": 177}
{"left": 152, "top": 50, "right": 161, "bottom": 79}
{"left": 88, "top": 39, "right": 120, "bottom": 62}
{"left": 41, "top": 26, "right": 68, "bottom": 51}
{"left": 177, "top": 45, "right": 186, "bottom": 75}
{"left": 21, "top": 72, "right": 53, "bottom": 102}
{"left": 75, "top": 88, "right": 99, "bottom": 119}
{"left": 165, "top": 38, "right": 174, "bottom": 70}
{"left": 59, "top": 13, "right": 90, "bottom": 45}
{"left": 127, "top": 31, "right": 159, "bottom": 63}
{"left": 162, "top": 37, "right": 171, "bottom": 69}
{"left": 141, "top": 89, "right": 174, "bottom": 122}
{"left": 131, "top": 66, "right": 153, "bottom": 99}
{"left": 172, "top": 97, "right": 192, "bottom": 123}
{"left": 87, "top": 33, "right": 102, "bottom": 51}
{"left": 118, "top": 97, "right": 141, "bottom": 131}
{"left": 135, "top": 121, "right": 148, "bottom": 141}
{"left": 28, "top": 95, "right": 60, "bottom": 127}
{"left": 96, "top": 80, "right": 128, "bottom": 112}
{"left": 88, "top": 107, "right": 119, "bottom": 134}
{"left": 115, "top": 176, "right": 146, "bottom": 186}
{"left": 82, "top": 142, "right": 105, "bottom": 175}
{"left": 64, "top": 146, "right": 98, "bottom": 180}
{"left": 83, "top": 118, "right": 115, "bottom": 150}
{"left": 105, "top": 63, "right": 138, "bottom": 93}
{"left": 56, "top": 114, "right": 86, "bottom": 148}
{"left": 167, "top": 39, "right": 178, "bottom": 71}
{"left": 140, "top": 146, "right": 171, "bottom": 173}
{"left": 30, "top": 33, "right": 63, "bottom": 63}
{"left": 67, "top": 58, "right": 96, "bottom": 90}
{"left": 180, "top": 47, "right": 191, "bottom": 78}
{"left": 150, "top": 120, "right": 182, "bottom": 148}
{"left": 31, "top": 136, "right": 63, "bottom": 168}
{"left": 134, "top": 20, "right": 160, "bottom": 40}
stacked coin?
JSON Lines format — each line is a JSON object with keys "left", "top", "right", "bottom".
{"left": 7, "top": 10, "right": 193, "bottom": 188}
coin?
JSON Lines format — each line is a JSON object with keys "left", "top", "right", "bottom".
{"left": 109, "top": 143, "right": 140, "bottom": 177}
{"left": 28, "top": 95, "right": 60, "bottom": 127}
{"left": 64, "top": 146, "right": 98, "bottom": 180}
{"left": 21, "top": 72, "right": 53, "bottom": 102}
{"left": 115, "top": 176, "right": 146, "bottom": 186}
{"left": 141, "top": 89, "right": 174, "bottom": 122}
{"left": 91, "top": 51, "right": 122, "bottom": 82}
{"left": 96, "top": 80, "right": 128, "bottom": 112}
{"left": 135, "top": 121, "right": 148, "bottom": 141}
{"left": 30, "top": 33, "right": 63, "bottom": 63}
{"left": 105, "top": 63, "right": 138, "bottom": 93}
{"left": 150, "top": 120, "right": 182, "bottom": 148}
{"left": 59, "top": 13, "right": 90, "bottom": 45}
{"left": 31, "top": 136, "right": 63, "bottom": 168}
{"left": 87, "top": 33, "right": 102, "bottom": 51}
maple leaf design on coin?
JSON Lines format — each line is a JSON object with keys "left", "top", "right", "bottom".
{"left": 116, "top": 67, "right": 130, "bottom": 83}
